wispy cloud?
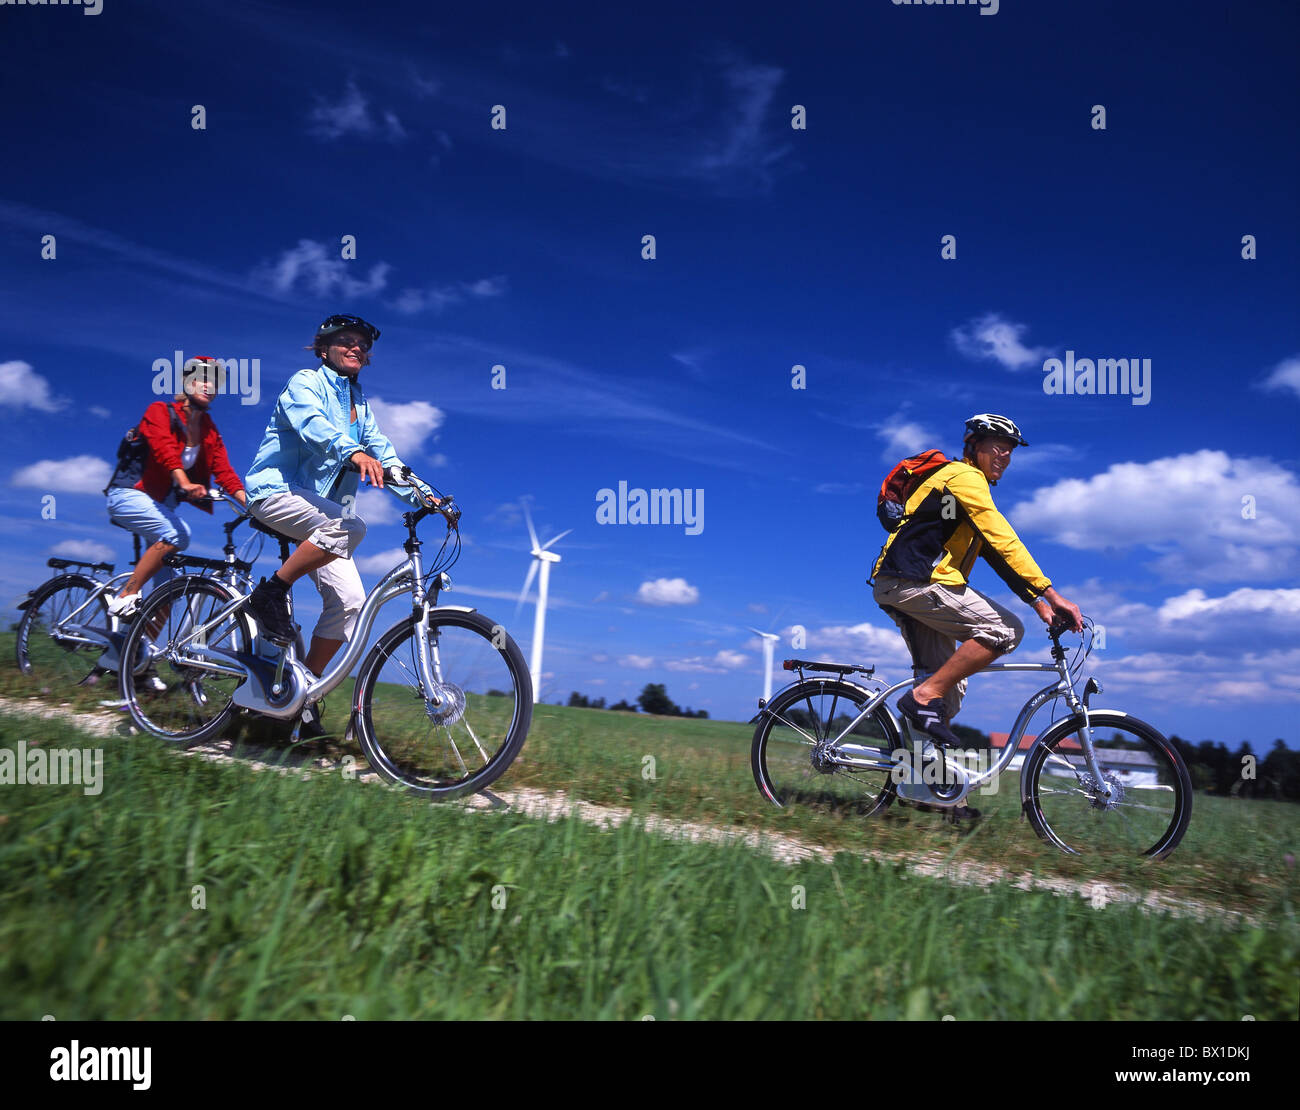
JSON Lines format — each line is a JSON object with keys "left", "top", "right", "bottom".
{"left": 254, "top": 239, "right": 391, "bottom": 299}
{"left": 952, "top": 313, "right": 1052, "bottom": 371}
{"left": 307, "top": 81, "right": 406, "bottom": 142}
{"left": 1260, "top": 354, "right": 1300, "bottom": 399}
{"left": 391, "top": 275, "right": 508, "bottom": 316}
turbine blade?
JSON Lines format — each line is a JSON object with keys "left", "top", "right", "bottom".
{"left": 514, "top": 559, "right": 539, "bottom": 613}
{"left": 522, "top": 500, "right": 540, "bottom": 552}
{"left": 541, "top": 529, "right": 572, "bottom": 551}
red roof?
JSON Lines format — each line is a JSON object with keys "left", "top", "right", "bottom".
{"left": 989, "top": 731, "right": 1081, "bottom": 752}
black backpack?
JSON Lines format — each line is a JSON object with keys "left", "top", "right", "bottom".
{"left": 103, "top": 404, "right": 184, "bottom": 495}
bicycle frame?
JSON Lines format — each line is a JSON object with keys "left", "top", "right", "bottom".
{"left": 165, "top": 535, "right": 475, "bottom": 722}
{"left": 766, "top": 649, "right": 1115, "bottom": 807}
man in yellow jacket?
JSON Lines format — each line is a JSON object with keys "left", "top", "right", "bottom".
{"left": 872, "top": 414, "right": 1082, "bottom": 757}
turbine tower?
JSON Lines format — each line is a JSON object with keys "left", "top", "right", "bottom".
{"left": 749, "top": 628, "right": 781, "bottom": 702}
{"left": 517, "top": 503, "right": 571, "bottom": 704}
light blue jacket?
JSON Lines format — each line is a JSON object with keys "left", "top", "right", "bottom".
{"left": 244, "top": 364, "right": 424, "bottom": 509}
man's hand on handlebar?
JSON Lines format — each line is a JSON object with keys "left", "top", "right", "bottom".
{"left": 1034, "top": 586, "right": 1083, "bottom": 635}
{"left": 178, "top": 480, "right": 209, "bottom": 502}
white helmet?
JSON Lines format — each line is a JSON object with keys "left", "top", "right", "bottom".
{"left": 964, "top": 412, "right": 1027, "bottom": 447}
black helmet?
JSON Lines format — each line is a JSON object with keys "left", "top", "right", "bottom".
{"left": 963, "top": 412, "right": 1028, "bottom": 447}
{"left": 316, "top": 314, "right": 380, "bottom": 346}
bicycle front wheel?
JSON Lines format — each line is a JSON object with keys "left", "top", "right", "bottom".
{"left": 119, "top": 575, "right": 255, "bottom": 746}
{"left": 1022, "top": 711, "right": 1192, "bottom": 860}
{"left": 355, "top": 609, "right": 533, "bottom": 799}
{"left": 15, "top": 574, "right": 109, "bottom": 688}
{"left": 751, "top": 678, "right": 903, "bottom": 816}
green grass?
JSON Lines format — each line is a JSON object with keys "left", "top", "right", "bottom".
{"left": 507, "top": 703, "right": 1300, "bottom": 917}
{"left": 2, "top": 710, "right": 1296, "bottom": 1020}
{"left": 2, "top": 624, "right": 1297, "bottom": 920}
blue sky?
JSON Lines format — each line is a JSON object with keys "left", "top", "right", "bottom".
{"left": 2, "top": 0, "right": 1297, "bottom": 747}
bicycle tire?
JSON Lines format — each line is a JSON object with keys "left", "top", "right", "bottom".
{"left": 119, "top": 574, "right": 256, "bottom": 746}
{"left": 355, "top": 609, "right": 533, "bottom": 799}
{"left": 1021, "top": 710, "right": 1192, "bottom": 860}
{"left": 751, "top": 678, "right": 903, "bottom": 817}
{"left": 15, "top": 573, "right": 110, "bottom": 686}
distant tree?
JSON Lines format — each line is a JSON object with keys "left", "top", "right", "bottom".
{"left": 608, "top": 699, "right": 638, "bottom": 712}
{"left": 637, "top": 683, "right": 679, "bottom": 716}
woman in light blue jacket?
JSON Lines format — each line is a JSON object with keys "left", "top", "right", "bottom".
{"left": 244, "top": 314, "right": 427, "bottom": 734}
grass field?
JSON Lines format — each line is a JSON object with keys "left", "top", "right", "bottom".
{"left": 2, "top": 626, "right": 1297, "bottom": 1019}
{"left": 1, "top": 709, "right": 1297, "bottom": 1020}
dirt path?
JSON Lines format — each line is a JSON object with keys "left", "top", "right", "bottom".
{"left": 0, "top": 695, "right": 1249, "bottom": 925}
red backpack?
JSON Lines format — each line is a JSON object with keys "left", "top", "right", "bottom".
{"left": 876, "top": 449, "right": 951, "bottom": 531}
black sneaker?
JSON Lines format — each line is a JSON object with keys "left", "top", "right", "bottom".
{"left": 297, "top": 701, "right": 326, "bottom": 741}
{"left": 946, "top": 804, "right": 982, "bottom": 827}
{"left": 898, "top": 690, "right": 963, "bottom": 747}
{"left": 247, "top": 577, "right": 296, "bottom": 646}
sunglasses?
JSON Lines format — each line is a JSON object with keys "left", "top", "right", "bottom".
{"left": 329, "top": 336, "right": 372, "bottom": 352}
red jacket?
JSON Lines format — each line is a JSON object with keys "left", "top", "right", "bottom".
{"left": 136, "top": 400, "right": 244, "bottom": 513}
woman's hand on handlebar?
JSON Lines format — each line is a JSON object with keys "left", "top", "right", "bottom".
{"left": 350, "top": 451, "right": 386, "bottom": 488}
{"left": 178, "top": 480, "right": 209, "bottom": 501}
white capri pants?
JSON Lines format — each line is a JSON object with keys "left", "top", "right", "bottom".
{"left": 248, "top": 489, "right": 367, "bottom": 642}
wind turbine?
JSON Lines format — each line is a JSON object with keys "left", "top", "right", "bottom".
{"left": 516, "top": 502, "right": 571, "bottom": 704}
{"left": 749, "top": 628, "right": 781, "bottom": 703}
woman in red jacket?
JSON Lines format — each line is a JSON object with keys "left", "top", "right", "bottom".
{"left": 104, "top": 357, "right": 248, "bottom": 617}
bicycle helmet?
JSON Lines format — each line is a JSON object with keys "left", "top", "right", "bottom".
{"left": 182, "top": 355, "right": 225, "bottom": 389}
{"left": 963, "top": 412, "right": 1028, "bottom": 447}
{"left": 315, "top": 314, "right": 381, "bottom": 346}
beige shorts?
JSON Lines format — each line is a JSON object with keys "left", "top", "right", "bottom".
{"left": 873, "top": 576, "right": 1025, "bottom": 720}
{"left": 248, "top": 489, "right": 367, "bottom": 642}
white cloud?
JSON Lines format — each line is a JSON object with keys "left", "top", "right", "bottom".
{"left": 354, "top": 547, "right": 409, "bottom": 574}
{"left": 952, "top": 313, "right": 1051, "bottom": 371}
{"left": 49, "top": 539, "right": 114, "bottom": 563}
{"left": 876, "top": 419, "right": 935, "bottom": 460}
{"left": 665, "top": 649, "right": 749, "bottom": 673}
{"left": 1010, "top": 450, "right": 1300, "bottom": 583}
{"left": 1261, "top": 355, "right": 1300, "bottom": 399}
{"left": 1157, "top": 587, "right": 1300, "bottom": 624}
{"left": 637, "top": 577, "right": 700, "bottom": 606}
{"left": 90, "top": 405, "right": 111, "bottom": 419}
{"left": 307, "top": 81, "right": 406, "bottom": 142}
{"left": 367, "top": 397, "right": 444, "bottom": 458}
{"left": 619, "top": 654, "right": 655, "bottom": 669}
{"left": 1094, "top": 648, "right": 1300, "bottom": 707}
{"left": 352, "top": 485, "right": 401, "bottom": 525}
{"left": 255, "top": 239, "right": 390, "bottom": 299}
{"left": 0, "top": 360, "right": 68, "bottom": 413}
{"left": 793, "top": 621, "right": 914, "bottom": 668}
{"left": 14, "top": 455, "right": 113, "bottom": 495}
{"left": 391, "top": 276, "right": 508, "bottom": 316}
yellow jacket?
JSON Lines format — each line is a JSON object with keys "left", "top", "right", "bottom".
{"left": 871, "top": 459, "right": 1051, "bottom": 603}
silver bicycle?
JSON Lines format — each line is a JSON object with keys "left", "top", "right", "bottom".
{"left": 14, "top": 496, "right": 265, "bottom": 691}
{"left": 116, "top": 466, "right": 533, "bottom": 800}
{"left": 750, "top": 619, "right": 1192, "bottom": 859}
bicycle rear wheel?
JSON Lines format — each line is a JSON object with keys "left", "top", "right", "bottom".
{"left": 751, "top": 678, "right": 903, "bottom": 816}
{"left": 15, "top": 574, "right": 109, "bottom": 688}
{"left": 355, "top": 610, "right": 532, "bottom": 799}
{"left": 119, "top": 575, "right": 255, "bottom": 745}
{"left": 1021, "top": 711, "right": 1192, "bottom": 860}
